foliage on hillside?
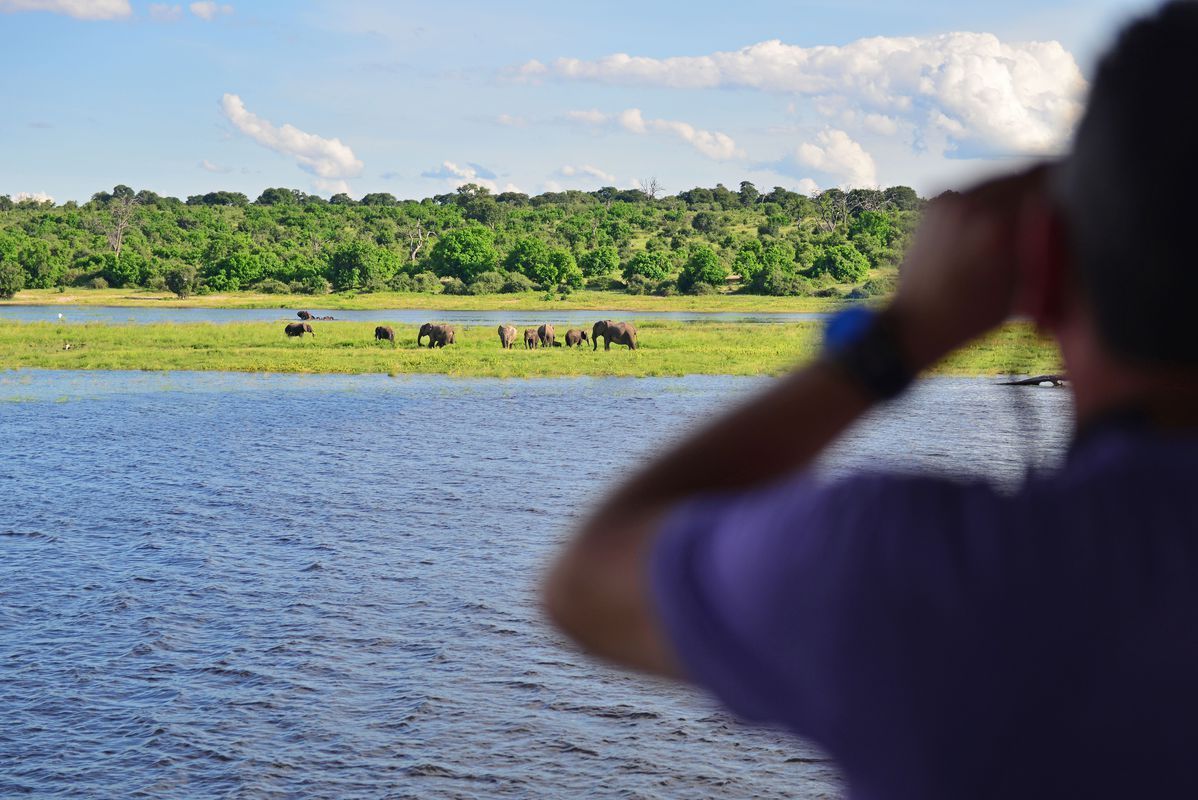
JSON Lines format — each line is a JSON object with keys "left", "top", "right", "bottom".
{"left": 0, "top": 181, "right": 922, "bottom": 300}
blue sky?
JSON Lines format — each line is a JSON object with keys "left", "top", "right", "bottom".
{"left": 0, "top": 0, "right": 1162, "bottom": 202}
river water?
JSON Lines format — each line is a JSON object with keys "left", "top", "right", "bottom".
{"left": 0, "top": 305, "right": 827, "bottom": 326}
{"left": 0, "top": 371, "right": 1073, "bottom": 798}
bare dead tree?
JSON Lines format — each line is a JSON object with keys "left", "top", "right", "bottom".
{"left": 105, "top": 195, "right": 139, "bottom": 263}
{"left": 402, "top": 220, "right": 432, "bottom": 263}
{"left": 637, "top": 177, "right": 663, "bottom": 200}
{"left": 814, "top": 190, "right": 850, "bottom": 232}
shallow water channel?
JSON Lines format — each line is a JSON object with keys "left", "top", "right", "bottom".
{"left": 0, "top": 305, "right": 829, "bottom": 326}
{"left": 0, "top": 371, "right": 1072, "bottom": 798}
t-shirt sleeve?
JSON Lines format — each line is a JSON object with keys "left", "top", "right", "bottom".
{"left": 649, "top": 471, "right": 998, "bottom": 749}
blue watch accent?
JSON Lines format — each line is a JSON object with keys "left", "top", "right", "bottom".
{"left": 820, "top": 305, "right": 914, "bottom": 400}
{"left": 823, "top": 305, "right": 878, "bottom": 352}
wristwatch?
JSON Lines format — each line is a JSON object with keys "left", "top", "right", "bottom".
{"left": 820, "top": 306, "right": 915, "bottom": 400}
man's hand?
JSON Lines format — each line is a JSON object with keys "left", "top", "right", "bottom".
{"left": 889, "top": 164, "right": 1051, "bottom": 371}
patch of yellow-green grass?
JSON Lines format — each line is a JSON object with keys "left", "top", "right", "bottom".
{"left": 0, "top": 319, "right": 1061, "bottom": 378}
{"left": 1, "top": 288, "right": 846, "bottom": 313}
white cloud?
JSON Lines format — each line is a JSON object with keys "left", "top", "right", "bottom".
{"left": 0, "top": 0, "right": 129, "bottom": 19}
{"left": 565, "top": 109, "right": 608, "bottom": 126}
{"left": 13, "top": 191, "right": 54, "bottom": 204}
{"left": 567, "top": 107, "right": 742, "bottom": 161}
{"left": 199, "top": 158, "right": 230, "bottom": 173}
{"left": 862, "top": 113, "right": 899, "bottom": 136}
{"left": 148, "top": 3, "right": 180, "bottom": 20}
{"left": 313, "top": 178, "right": 350, "bottom": 195}
{"left": 533, "top": 32, "right": 1085, "bottom": 155}
{"left": 219, "top": 94, "right": 363, "bottom": 190}
{"left": 558, "top": 164, "right": 617, "bottom": 184}
{"left": 496, "top": 113, "right": 526, "bottom": 127}
{"left": 189, "top": 1, "right": 231, "bottom": 20}
{"left": 420, "top": 160, "right": 518, "bottom": 193}
{"left": 796, "top": 128, "right": 877, "bottom": 187}
{"left": 794, "top": 178, "right": 819, "bottom": 196}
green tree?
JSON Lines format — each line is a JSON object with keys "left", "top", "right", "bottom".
{"left": 623, "top": 249, "right": 673, "bottom": 282}
{"left": 578, "top": 245, "right": 619, "bottom": 278}
{"left": 732, "top": 240, "right": 765, "bottom": 284}
{"left": 678, "top": 243, "right": 728, "bottom": 293}
{"left": 165, "top": 264, "right": 198, "bottom": 298}
{"left": 0, "top": 260, "right": 24, "bottom": 298}
{"left": 503, "top": 236, "right": 553, "bottom": 281}
{"left": 18, "top": 238, "right": 58, "bottom": 288}
{"left": 428, "top": 226, "right": 498, "bottom": 281}
{"left": 551, "top": 249, "right": 583, "bottom": 289}
{"left": 738, "top": 181, "right": 760, "bottom": 207}
{"left": 813, "top": 242, "right": 870, "bottom": 283}
{"left": 327, "top": 241, "right": 376, "bottom": 292}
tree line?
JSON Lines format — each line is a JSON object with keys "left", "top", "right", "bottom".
{"left": 0, "top": 181, "right": 924, "bottom": 300}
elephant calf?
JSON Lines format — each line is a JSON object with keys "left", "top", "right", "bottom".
{"left": 417, "top": 322, "right": 455, "bottom": 348}
{"left": 523, "top": 328, "right": 539, "bottom": 349}
{"left": 285, "top": 322, "right": 314, "bottom": 337}
{"left": 375, "top": 325, "right": 395, "bottom": 343}
{"left": 564, "top": 329, "right": 589, "bottom": 347}
{"left": 498, "top": 324, "right": 518, "bottom": 349}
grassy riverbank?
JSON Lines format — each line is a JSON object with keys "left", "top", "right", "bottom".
{"left": 0, "top": 287, "right": 847, "bottom": 313}
{"left": 0, "top": 320, "right": 1061, "bottom": 378}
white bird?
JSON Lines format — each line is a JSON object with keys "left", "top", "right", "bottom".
{"left": 57, "top": 313, "right": 63, "bottom": 320}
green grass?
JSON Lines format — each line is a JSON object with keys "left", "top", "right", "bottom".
{"left": 0, "top": 320, "right": 1063, "bottom": 378}
{"left": 0, "top": 287, "right": 850, "bottom": 313}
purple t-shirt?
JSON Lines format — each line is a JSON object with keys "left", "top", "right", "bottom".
{"left": 651, "top": 426, "right": 1198, "bottom": 799}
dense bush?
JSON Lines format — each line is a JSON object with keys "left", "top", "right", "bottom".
{"left": 252, "top": 278, "right": 289, "bottom": 294}
{"left": 847, "top": 275, "right": 897, "bottom": 299}
{"left": 812, "top": 243, "right": 870, "bottom": 283}
{"left": 578, "top": 245, "right": 618, "bottom": 277}
{"left": 428, "top": 226, "right": 498, "bottom": 282}
{"left": 500, "top": 272, "right": 535, "bottom": 293}
{"left": 678, "top": 244, "right": 728, "bottom": 294}
{"left": 0, "top": 260, "right": 24, "bottom": 298}
{"left": 624, "top": 274, "right": 654, "bottom": 295}
{"left": 0, "top": 181, "right": 921, "bottom": 296}
{"left": 623, "top": 250, "right": 673, "bottom": 282}
{"left": 410, "top": 271, "right": 441, "bottom": 293}
{"left": 753, "top": 266, "right": 812, "bottom": 296}
{"left": 467, "top": 270, "right": 507, "bottom": 294}
{"left": 442, "top": 277, "right": 469, "bottom": 295}
{"left": 166, "top": 264, "right": 199, "bottom": 298}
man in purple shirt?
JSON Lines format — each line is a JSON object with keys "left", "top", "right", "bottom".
{"left": 543, "top": 3, "right": 1198, "bottom": 797}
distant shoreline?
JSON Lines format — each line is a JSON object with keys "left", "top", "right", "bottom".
{"left": 0, "top": 319, "right": 1062, "bottom": 379}
{"left": 0, "top": 287, "right": 847, "bottom": 313}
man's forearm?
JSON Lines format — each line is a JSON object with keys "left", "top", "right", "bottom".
{"left": 588, "top": 360, "right": 874, "bottom": 528}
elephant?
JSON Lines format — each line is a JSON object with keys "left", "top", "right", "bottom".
{"left": 375, "top": 325, "right": 395, "bottom": 343}
{"left": 537, "top": 323, "right": 556, "bottom": 348}
{"left": 297, "top": 310, "right": 313, "bottom": 320}
{"left": 592, "top": 320, "right": 637, "bottom": 350}
{"left": 285, "top": 322, "right": 314, "bottom": 337}
{"left": 498, "top": 324, "right": 518, "bottom": 349}
{"left": 523, "top": 328, "right": 539, "bottom": 349}
{"left": 564, "top": 329, "right": 589, "bottom": 347}
{"left": 417, "top": 322, "right": 455, "bottom": 348}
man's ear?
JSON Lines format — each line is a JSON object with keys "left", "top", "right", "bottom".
{"left": 1016, "top": 196, "right": 1072, "bottom": 332}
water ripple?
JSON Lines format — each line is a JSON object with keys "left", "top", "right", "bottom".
{"left": 0, "top": 370, "right": 1071, "bottom": 798}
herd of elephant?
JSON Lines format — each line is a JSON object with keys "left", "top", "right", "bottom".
{"left": 283, "top": 313, "right": 638, "bottom": 351}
